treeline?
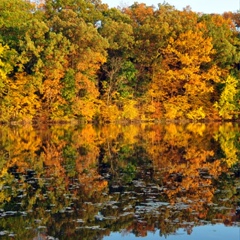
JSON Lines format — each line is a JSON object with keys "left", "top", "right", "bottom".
{"left": 1, "top": 0, "right": 240, "bottom": 123}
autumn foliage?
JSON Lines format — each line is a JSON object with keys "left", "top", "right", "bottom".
{"left": 0, "top": 0, "right": 240, "bottom": 123}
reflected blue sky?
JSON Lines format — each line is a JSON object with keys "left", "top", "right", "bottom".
{"left": 104, "top": 224, "right": 240, "bottom": 240}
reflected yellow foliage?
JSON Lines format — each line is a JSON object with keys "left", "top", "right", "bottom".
{"left": 0, "top": 122, "right": 239, "bottom": 239}
{"left": 143, "top": 122, "right": 236, "bottom": 218}
{"left": 163, "top": 124, "right": 191, "bottom": 147}
{"left": 121, "top": 124, "right": 140, "bottom": 145}
{"left": 186, "top": 123, "right": 206, "bottom": 136}
{"left": 215, "top": 123, "right": 239, "bottom": 167}
{"left": 3, "top": 125, "right": 42, "bottom": 170}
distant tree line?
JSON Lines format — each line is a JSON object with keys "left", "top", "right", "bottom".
{"left": 1, "top": 0, "right": 240, "bottom": 123}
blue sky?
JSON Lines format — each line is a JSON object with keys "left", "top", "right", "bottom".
{"left": 102, "top": 0, "right": 240, "bottom": 13}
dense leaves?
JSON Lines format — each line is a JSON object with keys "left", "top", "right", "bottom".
{"left": 1, "top": 0, "right": 240, "bottom": 123}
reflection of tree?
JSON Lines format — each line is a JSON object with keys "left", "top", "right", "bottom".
{"left": 142, "top": 123, "right": 239, "bottom": 235}
{"left": 0, "top": 124, "right": 110, "bottom": 239}
{"left": 215, "top": 123, "right": 240, "bottom": 167}
{"left": 144, "top": 124, "right": 228, "bottom": 220}
{"left": 0, "top": 123, "right": 239, "bottom": 239}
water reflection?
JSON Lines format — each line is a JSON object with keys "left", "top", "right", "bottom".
{"left": 0, "top": 123, "right": 239, "bottom": 239}
{"left": 104, "top": 224, "right": 240, "bottom": 240}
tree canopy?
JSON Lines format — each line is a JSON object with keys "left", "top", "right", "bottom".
{"left": 1, "top": 0, "right": 240, "bottom": 123}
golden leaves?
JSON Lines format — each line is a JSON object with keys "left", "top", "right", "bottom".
{"left": 122, "top": 99, "right": 139, "bottom": 121}
{"left": 149, "top": 25, "right": 224, "bottom": 120}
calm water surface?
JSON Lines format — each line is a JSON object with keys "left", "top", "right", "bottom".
{"left": 0, "top": 123, "right": 239, "bottom": 239}
{"left": 105, "top": 224, "right": 239, "bottom": 239}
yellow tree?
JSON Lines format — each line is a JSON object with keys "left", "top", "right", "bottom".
{"left": 149, "top": 25, "right": 222, "bottom": 120}
{"left": 0, "top": 45, "right": 8, "bottom": 92}
{"left": 3, "top": 73, "right": 40, "bottom": 122}
{"left": 72, "top": 50, "right": 106, "bottom": 121}
{"left": 0, "top": 44, "right": 9, "bottom": 121}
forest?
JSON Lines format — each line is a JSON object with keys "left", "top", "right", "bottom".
{"left": 1, "top": 0, "right": 240, "bottom": 123}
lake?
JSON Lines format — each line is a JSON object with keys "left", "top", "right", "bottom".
{"left": 0, "top": 122, "right": 239, "bottom": 239}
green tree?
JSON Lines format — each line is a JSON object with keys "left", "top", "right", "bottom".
{"left": 99, "top": 7, "right": 136, "bottom": 100}
{"left": 199, "top": 13, "right": 240, "bottom": 72}
{"left": 0, "top": 0, "right": 33, "bottom": 46}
